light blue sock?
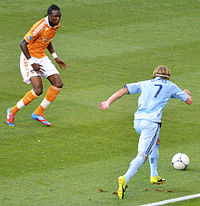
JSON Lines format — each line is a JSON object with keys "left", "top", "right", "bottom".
{"left": 124, "top": 154, "right": 146, "bottom": 184}
{"left": 149, "top": 144, "right": 159, "bottom": 177}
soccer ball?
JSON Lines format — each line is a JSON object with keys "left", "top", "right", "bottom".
{"left": 172, "top": 153, "right": 189, "bottom": 170}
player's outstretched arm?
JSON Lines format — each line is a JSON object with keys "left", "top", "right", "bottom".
{"left": 184, "top": 89, "right": 192, "bottom": 105}
{"left": 98, "top": 87, "right": 129, "bottom": 110}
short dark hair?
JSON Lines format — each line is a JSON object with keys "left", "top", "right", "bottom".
{"left": 47, "top": 4, "right": 60, "bottom": 15}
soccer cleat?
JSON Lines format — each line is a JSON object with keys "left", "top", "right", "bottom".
{"left": 150, "top": 176, "right": 166, "bottom": 185}
{"left": 7, "top": 108, "right": 15, "bottom": 126}
{"left": 31, "top": 113, "right": 51, "bottom": 126}
{"left": 117, "top": 176, "right": 128, "bottom": 199}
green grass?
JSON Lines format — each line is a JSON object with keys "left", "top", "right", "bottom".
{"left": 0, "top": 0, "right": 200, "bottom": 205}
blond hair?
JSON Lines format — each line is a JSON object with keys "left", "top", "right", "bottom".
{"left": 153, "top": 65, "right": 171, "bottom": 80}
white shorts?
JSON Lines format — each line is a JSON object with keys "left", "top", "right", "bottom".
{"left": 134, "top": 119, "right": 161, "bottom": 157}
{"left": 20, "top": 53, "right": 59, "bottom": 84}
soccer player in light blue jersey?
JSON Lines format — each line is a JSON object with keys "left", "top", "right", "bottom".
{"left": 98, "top": 65, "right": 192, "bottom": 199}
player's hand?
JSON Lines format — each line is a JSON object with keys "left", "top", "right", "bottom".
{"left": 183, "top": 89, "right": 191, "bottom": 96}
{"left": 98, "top": 101, "right": 110, "bottom": 110}
{"left": 31, "top": 63, "right": 45, "bottom": 75}
{"left": 55, "top": 58, "right": 68, "bottom": 70}
{"left": 184, "top": 89, "right": 192, "bottom": 105}
{"left": 185, "top": 96, "right": 192, "bottom": 105}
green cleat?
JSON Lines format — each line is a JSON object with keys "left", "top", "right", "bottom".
{"left": 117, "top": 176, "right": 128, "bottom": 199}
{"left": 150, "top": 176, "right": 166, "bottom": 185}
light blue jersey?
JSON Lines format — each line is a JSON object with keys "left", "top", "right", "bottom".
{"left": 125, "top": 77, "right": 188, "bottom": 123}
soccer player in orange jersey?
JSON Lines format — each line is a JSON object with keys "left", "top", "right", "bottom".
{"left": 7, "top": 4, "right": 67, "bottom": 126}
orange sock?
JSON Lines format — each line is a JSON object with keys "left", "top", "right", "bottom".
{"left": 22, "top": 89, "right": 38, "bottom": 105}
{"left": 34, "top": 105, "right": 45, "bottom": 116}
{"left": 34, "top": 86, "right": 61, "bottom": 116}
{"left": 10, "top": 105, "right": 19, "bottom": 114}
{"left": 46, "top": 86, "right": 61, "bottom": 102}
{"left": 10, "top": 89, "right": 38, "bottom": 114}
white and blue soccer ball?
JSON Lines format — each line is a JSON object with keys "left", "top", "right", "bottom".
{"left": 172, "top": 153, "right": 189, "bottom": 170}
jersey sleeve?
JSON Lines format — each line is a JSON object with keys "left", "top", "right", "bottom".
{"left": 125, "top": 82, "right": 141, "bottom": 94}
{"left": 24, "top": 31, "right": 35, "bottom": 43}
{"left": 24, "top": 20, "right": 45, "bottom": 43}
{"left": 171, "top": 84, "right": 188, "bottom": 102}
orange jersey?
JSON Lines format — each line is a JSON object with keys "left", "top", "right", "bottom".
{"left": 24, "top": 16, "right": 60, "bottom": 58}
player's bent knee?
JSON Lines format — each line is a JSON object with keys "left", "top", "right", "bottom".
{"left": 54, "top": 81, "right": 63, "bottom": 88}
{"left": 58, "top": 82, "right": 63, "bottom": 88}
{"left": 138, "top": 152, "right": 148, "bottom": 161}
{"left": 34, "top": 88, "right": 43, "bottom": 96}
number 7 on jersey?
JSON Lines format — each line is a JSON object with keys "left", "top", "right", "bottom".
{"left": 154, "top": 84, "right": 163, "bottom": 98}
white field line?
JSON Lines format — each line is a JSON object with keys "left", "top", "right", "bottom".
{"left": 139, "top": 194, "right": 200, "bottom": 206}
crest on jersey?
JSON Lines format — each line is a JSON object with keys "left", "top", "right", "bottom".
{"left": 42, "top": 37, "right": 53, "bottom": 43}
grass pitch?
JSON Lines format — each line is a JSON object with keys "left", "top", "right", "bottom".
{"left": 0, "top": 0, "right": 200, "bottom": 205}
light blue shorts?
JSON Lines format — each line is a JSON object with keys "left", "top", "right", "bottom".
{"left": 134, "top": 119, "right": 161, "bottom": 157}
